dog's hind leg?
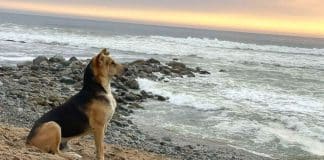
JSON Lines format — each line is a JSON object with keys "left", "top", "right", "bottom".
{"left": 29, "top": 121, "right": 82, "bottom": 159}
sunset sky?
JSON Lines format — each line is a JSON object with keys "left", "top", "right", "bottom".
{"left": 0, "top": 0, "right": 323, "bottom": 38}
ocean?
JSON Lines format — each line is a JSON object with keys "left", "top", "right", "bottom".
{"left": 0, "top": 12, "right": 323, "bottom": 159}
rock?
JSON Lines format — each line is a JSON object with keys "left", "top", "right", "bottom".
{"left": 160, "top": 68, "right": 172, "bottom": 75}
{"left": 111, "top": 120, "right": 129, "bottom": 127}
{"left": 49, "top": 55, "right": 65, "bottom": 63}
{"left": 39, "top": 60, "right": 49, "bottom": 67}
{"left": 33, "top": 56, "right": 48, "bottom": 65}
{"left": 17, "top": 108, "right": 23, "bottom": 112}
{"left": 185, "top": 145, "right": 195, "bottom": 149}
{"left": 146, "top": 58, "right": 160, "bottom": 64}
{"left": 69, "top": 60, "right": 83, "bottom": 69}
{"left": 140, "top": 90, "right": 153, "bottom": 98}
{"left": 115, "top": 96, "right": 127, "bottom": 104}
{"left": 12, "top": 72, "right": 23, "bottom": 79}
{"left": 125, "top": 79, "right": 139, "bottom": 90}
{"left": 181, "top": 70, "right": 195, "bottom": 77}
{"left": 125, "top": 92, "right": 141, "bottom": 101}
{"left": 174, "top": 146, "right": 181, "bottom": 151}
{"left": 18, "top": 78, "right": 28, "bottom": 85}
{"left": 112, "top": 82, "right": 128, "bottom": 91}
{"left": 0, "top": 81, "right": 3, "bottom": 86}
{"left": 34, "top": 97, "right": 47, "bottom": 106}
{"left": 69, "top": 56, "right": 78, "bottom": 62}
{"left": 60, "top": 76, "right": 76, "bottom": 84}
{"left": 49, "top": 63, "right": 64, "bottom": 71}
{"left": 173, "top": 58, "right": 179, "bottom": 61}
{"left": 219, "top": 69, "right": 226, "bottom": 72}
{"left": 30, "top": 65, "right": 39, "bottom": 70}
{"left": 142, "top": 66, "right": 153, "bottom": 73}
{"left": 40, "top": 77, "right": 50, "bottom": 83}
{"left": 162, "top": 136, "right": 171, "bottom": 142}
{"left": 156, "top": 95, "right": 167, "bottom": 101}
{"left": 28, "top": 77, "right": 39, "bottom": 83}
{"left": 48, "top": 95, "right": 60, "bottom": 102}
{"left": 128, "top": 103, "right": 144, "bottom": 109}
{"left": 167, "top": 61, "right": 186, "bottom": 69}
{"left": 130, "top": 59, "right": 145, "bottom": 65}
{"left": 199, "top": 70, "right": 210, "bottom": 74}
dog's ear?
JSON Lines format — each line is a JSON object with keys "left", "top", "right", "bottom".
{"left": 99, "top": 48, "right": 107, "bottom": 55}
{"left": 96, "top": 49, "right": 106, "bottom": 66}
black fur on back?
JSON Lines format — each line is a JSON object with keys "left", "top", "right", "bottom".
{"left": 27, "top": 61, "right": 110, "bottom": 142}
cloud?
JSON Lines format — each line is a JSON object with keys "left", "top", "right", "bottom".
{"left": 1, "top": 0, "right": 323, "bottom": 37}
{"left": 18, "top": 0, "right": 322, "bottom": 17}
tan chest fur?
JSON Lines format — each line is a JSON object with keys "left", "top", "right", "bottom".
{"left": 86, "top": 92, "right": 116, "bottom": 128}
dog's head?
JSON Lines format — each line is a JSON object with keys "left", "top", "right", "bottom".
{"left": 92, "top": 48, "right": 124, "bottom": 81}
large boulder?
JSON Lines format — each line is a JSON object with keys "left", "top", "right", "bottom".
{"left": 125, "top": 79, "right": 139, "bottom": 90}
{"left": 49, "top": 55, "right": 65, "bottom": 63}
{"left": 33, "top": 56, "right": 48, "bottom": 65}
{"left": 146, "top": 58, "right": 160, "bottom": 64}
{"left": 166, "top": 61, "right": 186, "bottom": 69}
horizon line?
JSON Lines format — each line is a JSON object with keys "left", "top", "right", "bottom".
{"left": 2, "top": 10, "right": 324, "bottom": 40}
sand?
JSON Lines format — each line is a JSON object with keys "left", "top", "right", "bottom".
{"left": 0, "top": 123, "right": 170, "bottom": 160}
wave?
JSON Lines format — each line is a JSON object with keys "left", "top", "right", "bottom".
{"left": 1, "top": 23, "right": 324, "bottom": 58}
{"left": 137, "top": 78, "right": 222, "bottom": 111}
{"left": 0, "top": 56, "right": 34, "bottom": 62}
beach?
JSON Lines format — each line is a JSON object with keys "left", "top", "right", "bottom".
{"left": 0, "top": 12, "right": 324, "bottom": 159}
{"left": 0, "top": 56, "right": 273, "bottom": 159}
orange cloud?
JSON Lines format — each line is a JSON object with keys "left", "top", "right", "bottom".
{"left": 0, "top": 1, "right": 323, "bottom": 37}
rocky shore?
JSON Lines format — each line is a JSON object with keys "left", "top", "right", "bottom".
{"left": 0, "top": 55, "right": 270, "bottom": 160}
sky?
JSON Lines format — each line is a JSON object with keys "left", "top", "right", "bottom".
{"left": 0, "top": 0, "right": 323, "bottom": 38}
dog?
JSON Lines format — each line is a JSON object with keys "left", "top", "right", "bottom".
{"left": 26, "top": 48, "right": 124, "bottom": 160}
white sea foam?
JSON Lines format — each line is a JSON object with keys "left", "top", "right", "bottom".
{"left": 264, "top": 123, "right": 324, "bottom": 156}
{"left": 0, "top": 55, "right": 34, "bottom": 61}
{"left": 228, "top": 145, "right": 274, "bottom": 159}
{"left": 2, "top": 23, "right": 323, "bottom": 69}
{"left": 222, "top": 88, "right": 324, "bottom": 113}
{"left": 1, "top": 23, "right": 324, "bottom": 57}
{"left": 137, "top": 78, "right": 219, "bottom": 110}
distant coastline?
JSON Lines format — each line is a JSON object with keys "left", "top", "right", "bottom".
{"left": 1, "top": 11, "right": 324, "bottom": 48}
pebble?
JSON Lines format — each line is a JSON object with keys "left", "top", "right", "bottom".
{"left": 18, "top": 78, "right": 28, "bottom": 85}
{"left": 162, "top": 136, "right": 172, "bottom": 142}
{"left": 17, "top": 108, "right": 23, "bottom": 112}
{"left": 60, "top": 76, "right": 76, "bottom": 84}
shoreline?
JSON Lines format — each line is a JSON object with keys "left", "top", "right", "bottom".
{"left": 0, "top": 55, "right": 273, "bottom": 160}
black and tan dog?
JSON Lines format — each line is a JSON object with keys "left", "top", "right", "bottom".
{"left": 26, "top": 48, "right": 124, "bottom": 160}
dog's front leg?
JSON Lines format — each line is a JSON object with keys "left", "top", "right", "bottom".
{"left": 93, "top": 125, "right": 105, "bottom": 160}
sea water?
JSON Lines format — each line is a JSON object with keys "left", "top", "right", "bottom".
{"left": 0, "top": 12, "right": 323, "bottom": 159}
